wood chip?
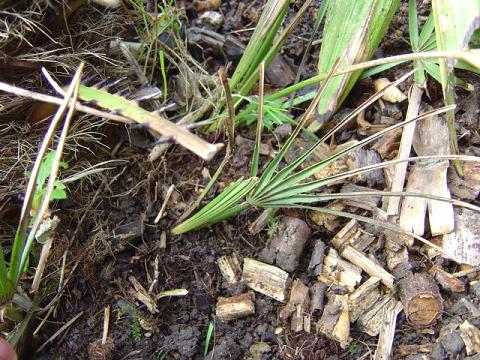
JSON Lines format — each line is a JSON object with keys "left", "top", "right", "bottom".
{"left": 443, "top": 208, "right": 480, "bottom": 266}
{"left": 345, "top": 148, "right": 384, "bottom": 186}
{"left": 217, "top": 253, "right": 242, "bottom": 284}
{"left": 349, "top": 277, "right": 381, "bottom": 322}
{"left": 399, "top": 272, "right": 443, "bottom": 327}
{"left": 279, "top": 280, "right": 310, "bottom": 333}
{"left": 448, "top": 161, "right": 480, "bottom": 200}
{"left": 460, "top": 320, "right": 480, "bottom": 356}
{"left": 341, "top": 246, "right": 395, "bottom": 288}
{"left": 321, "top": 248, "right": 362, "bottom": 292}
{"left": 307, "top": 239, "right": 326, "bottom": 276}
{"left": 242, "top": 258, "right": 289, "bottom": 302}
{"left": 373, "top": 78, "right": 407, "bottom": 103}
{"left": 374, "top": 299, "right": 403, "bottom": 360}
{"left": 428, "top": 265, "right": 465, "bottom": 293}
{"left": 317, "top": 294, "right": 350, "bottom": 348}
{"left": 399, "top": 108, "right": 454, "bottom": 236}
{"left": 341, "top": 183, "right": 381, "bottom": 210}
{"left": 260, "top": 216, "right": 311, "bottom": 272}
{"left": 216, "top": 292, "right": 255, "bottom": 322}
{"left": 307, "top": 201, "right": 345, "bottom": 231}
{"left": 358, "top": 295, "right": 400, "bottom": 337}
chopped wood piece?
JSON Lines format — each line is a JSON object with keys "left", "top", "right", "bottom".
{"left": 217, "top": 253, "right": 242, "bottom": 284}
{"left": 308, "top": 239, "right": 326, "bottom": 276}
{"left": 242, "top": 258, "right": 289, "bottom": 302}
{"left": 311, "top": 281, "right": 328, "bottom": 313}
{"left": 340, "top": 246, "right": 395, "bottom": 288}
{"left": 331, "top": 219, "right": 358, "bottom": 251}
{"left": 399, "top": 272, "right": 443, "bottom": 327}
{"left": 383, "top": 229, "right": 411, "bottom": 277}
{"left": 308, "top": 201, "right": 345, "bottom": 231}
{"left": 321, "top": 248, "right": 362, "bottom": 292}
{"left": 448, "top": 161, "right": 480, "bottom": 200}
{"left": 358, "top": 296, "right": 400, "bottom": 336}
{"left": 460, "top": 320, "right": 480, "bottom": 356}
{"left": 399, "top": 108, "right": 454, "bottom": 236}
{"left": 374, "top": 78, "right": 407, "bottom": 103}
{"left": 428, "top": 265, "right": 465, "bottom": 293}
{"left": 341, "top": 183, "right": 381, "bottom": 210}
{"left": 374, "top": 299, "right": 403, "bottom": 360}
{"left": 317, "top": 294, "right": 350, "bottom": 348}
{"left": 348, "top": 277, "right": 381, "bottom": 322}
{"left": 279, "top": 280, "right": 310, "bottom": 333}
{"left": 397, "top": 344, "right": 433, "bottom": 356}
{"left": 216, "top": 292, "right": 255, "bottom": 321}
{"left": 351, "top": 232, "right": 376, "bottom": 253}
{"left": 443, "top": 208, "right": 480, "bottom": 266}
{"left": 345, "top": 148, "right": 384, "bottom": 186}
{"left": 260, "top": 216, "right": 311, "bottom": 272}
{"left": 371, "top": 127, "right": 402, "bottom": 159}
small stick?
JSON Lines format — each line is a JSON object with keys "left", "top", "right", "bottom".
{"left": 31, "top": 232, "right": 55, "bottom": 294}
{"left": 36, "top": 311, "right": 84, "bottom": 353}
{"left": 154, "top": 184, "right": 175, "bottom": 224}
{"left": 453, "top": 266, "right": 480, "bottom": 278}
{"left": 102, "top": 306, "right": 110, "bottom": 345}
{"left": 176, "top": 67, "right": 235, "bottom": 223}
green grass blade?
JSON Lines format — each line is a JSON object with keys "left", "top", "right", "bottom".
{"left": 256, "top": 105, "right": 454, "bottom": 202}
{"left": 261, "top": 191, "right": 480, "bottom": 213}
{"left": 432, "top": 0, "right": 480, "bottom": 174}
{"left": 230, "top": 0, "right": 290, "bottom": 91}
{"left": 408, "top": 0, "right": 419, "bottom": 49}
{"left": 252, "top": 71, "right": 413, "bottom": 201}
{"left": 172, "top": 178, "right": 257, "bottom": 234}
{"left": 204, "top": 322, "right": 215, "bottom": 356}
{"left": 311, "top": 0, "right": 400, "bottom": 131}
{"left": 418, "top": 13, "right": 436, "bottom": 49}
{"left": 251, "top": 62, "right": 265, "bottom": 177}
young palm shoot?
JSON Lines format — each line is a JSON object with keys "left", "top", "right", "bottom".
{"left": 172, "top": 68, "right": 480, "bottom": 238}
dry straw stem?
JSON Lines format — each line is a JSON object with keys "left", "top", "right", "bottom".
{"left": 0, "top": 80, "right": 221, "bottom": 160}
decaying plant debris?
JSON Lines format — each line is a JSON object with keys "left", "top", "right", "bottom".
{"left": 0, "top": 0, "right": 480, "bottom": 359}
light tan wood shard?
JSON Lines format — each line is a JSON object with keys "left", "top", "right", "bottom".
{"left": 443, "top": 208, "right": 480, "bottom": 266}
{"left": 331, "top": 219, "right": 358, "bottom": 250}
{"left": 399, "top": 272, "right": 443, "bottom": 327}
{"left": 374, "top": 78, "right": 407, "bottom": 103}
{"left": 317, "top": 294, "right": 350, "bottom": 348}
{"left": 218, "top": 253, "right": 242, "bottom": 284}
{"left": 460, "top": 320, "right": 480, "bottom": 356}
{"left": 242, "top": 258, "right": 289, "bottom": 302}
{"left": 341, "top": 246, "right": 394, "bottom": 288}
{"left": 321, "top": 248, "right": 362, "bottom": 292}
{"left": 216, "top": 292, "right": 255, "bottom": 321}
{"left": 399, "top": 107, "right": 454, "bottom": 236}
{"left": 387, "top": 83, "right": 423, "bottom": 215}
{"left": 348, "top": 277, "right": 381, "bottom": 322}
{"left": 373, "top": 299, "right": 403, "bottom": 360}
{"left": 358, "top": 296, "right": 399, "bottom": 336}
{"left": 279, "top": 279, "right": 310, "bottom": 333}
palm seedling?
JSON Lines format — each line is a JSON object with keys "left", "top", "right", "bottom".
{"left": 172, "top": 65, "right": 480, "bottom": 245}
